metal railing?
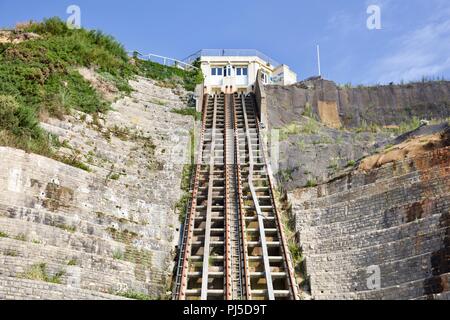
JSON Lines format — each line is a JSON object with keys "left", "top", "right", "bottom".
{"left": 128, "top": 51, "right": 198, "bottom": 71}
{"left": 183, "top": 49, "right": 280, "bottom": 68}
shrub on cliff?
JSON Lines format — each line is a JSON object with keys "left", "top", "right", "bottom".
{"left": 0, "top": 95, "right": 52, "bottom": 155}
{"left": 0, "top": 17, "right": 203, "bottom": 160}
{"left": 135, "top": 59, "right": 203, "bottom": 91}
{"left": 0, "top": 17, "right": 133, "bottom": 157}
{"left": 0, "top": 17, "right": 132, "bottom": 116}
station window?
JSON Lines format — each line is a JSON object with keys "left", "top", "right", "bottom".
{"left": 262, "top": 72, "right": 270, "bottom": 84}
{"left": 236, "top": 67, "right": 248, "bottom": 76}
{"left": 211, "top": 67, "right": 223, "bottom": 76}
{"left": 226, "top": 65, "right": 233, "bottom": 77}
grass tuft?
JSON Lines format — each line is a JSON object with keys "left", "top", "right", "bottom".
{"left": 115, "top": 290, "right": 153, "bottom": 300}
{"left": 21, "top": 263, "right": 65, "bottom": 284}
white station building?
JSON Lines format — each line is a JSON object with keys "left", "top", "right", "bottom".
{"left": 184, "top": 49, "right": 297, "bottom": 94}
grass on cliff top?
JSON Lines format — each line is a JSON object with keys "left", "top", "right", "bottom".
{"left": 0, "top": 18, "right": 132, "bottom": 157}
{"left": 0, "top": 17, "right": 203, "bottom": 163}
{"left": 134, "top": 57, "right": 203, "bottom": 92}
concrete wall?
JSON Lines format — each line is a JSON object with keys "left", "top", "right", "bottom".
{"left": 255, "top": 70, "right": 268, "bottom": 127}
{"left": 292, "top": 146, "right": 450, "bottom": 300}
{"left": 273, "top": 65, "right": 298, "bottom": 86}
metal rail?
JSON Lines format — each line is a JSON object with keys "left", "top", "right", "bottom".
{"left": 200, "top": 95, "right": 218, "bottom": 300}
{"left": 175, "top": 92, "right": 299, "bottom": 300}
{"left": 233, "top": 94, "right": 252, "bottom": 300}
{"left": 225, "top": 94, "right": 244, "bottom": 300}
{"left": 251, "top": 95, "right": 299, "bottom": 300}
{"left": 128, "top": 51, "right": 198, "bottom": 70}
{"left": 224, "top": 94, "right": 232, "bottom": 300}
{"left": 241, "top": 94, "right": 275, "bottom": 300}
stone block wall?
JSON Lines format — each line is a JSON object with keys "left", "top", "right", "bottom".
{"left": 0, "top": 77, "right": 193, "bottom": 300}
{"left": 292, "top": 147, "right": 449, "bottom": 300}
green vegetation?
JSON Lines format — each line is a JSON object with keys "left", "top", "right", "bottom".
{"left": 67, "top": 259, "right": 78, "bottom": 266}
{"left": 355, "top": 117, "right": 421, "bottom": 135}
{"left": 57, "top": 153, "right": 91, "bottom": 172}
{"left": 4, "top": 249, "right": 18, "bottom": 257}
{"left": 149, "top": 98, "right": 166, "bottom": 106}
{"left": 346, "top": 160, "right": 356, "bottom": 168}
{"left": 313, "top": 135, "right": 333, "bottom": 145}
{"left": 112, "top": 248, "right": 124, "bottom": 260}
{"left": 109, "top": 173, "right": 121, "bottom": 180}
{"left": 109, "top": 125, "right": 131, "bottom": 141}
{"left": 171, "top": 107, "right": 202, "bottom": 121}
{"left": 176, "top": 193, "right": 191, "bottom": 223}
{"left": 115, "top": 290, "right": 153, "bottom": 300}
{"left": 301, "top": 118, "right": 320, "bottom": 135}
{"left": 297, "top": 139, "right": 306, "bottom": 151}
{"left": 302, "top": 102, "right": 314, "bottom": 118}
{"left": 274, "top": 188, "right": 307, "bottom": 290}
{"left": 53, "top": 223, "right": 76, "bottom": 233}
{"left": 107, "top": 227, "right": 138, "bottom": 245}
{"left": 135, "top": 58, "right": 203, "bottom": 91}
{"left": 176, "top": 130, "right": 196, "bottom": 223}
{"left": 0, "top": 231, "right": 9, "bottom": 238}
{"left": 0, "top": 17, "right": 203, "bottom": 166}
{"left": 0, "top": 18, "right": 128, "bottom": 158}
{"left": 0, "top": 95, "right": 52, "bottom": 156}
{"left": 278, "top": 168, "right": 294, "bottom": 183}
{"left": 21, "top": 263, "right": 65, "bottom": 284}
{"left": 279, "top": 123, "right": 301, "bottom": 141}
{"left": 278, "top": 119, "right": 320, "bottom": 141}
{"left": 327, "top": 158, "right": 340, "bottom": 172}
{"left": 305, "top": 179, "right": 317, "bottom": 188}
{"left": 393, "top": 117, "right": 421, "bottom": 135}
{"left": 14, "top": 233, "right": 27, "bottom": 241}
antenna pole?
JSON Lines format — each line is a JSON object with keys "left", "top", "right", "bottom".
{"left": 317, "top": 45, "right": 321, "bottom": 77}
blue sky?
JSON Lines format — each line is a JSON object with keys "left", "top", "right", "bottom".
{"left": 1, "top": 0, "right": 449, "bottom": 85}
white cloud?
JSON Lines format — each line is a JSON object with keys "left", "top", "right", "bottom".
{"left": 371, "top": 5, "right": 450, "bottom": 83}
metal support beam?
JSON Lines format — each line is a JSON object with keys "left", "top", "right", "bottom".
{"left": 201, "top": 95, "right": 218, "bottom": 300}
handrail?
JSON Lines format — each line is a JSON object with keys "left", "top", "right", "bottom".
{"left": 128, "top": 51, "right": 198, "bottom": 70}
{"left": 183, "top": 49, "right": 280, "bottom": 68}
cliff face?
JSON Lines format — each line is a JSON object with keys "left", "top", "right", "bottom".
{"left": 265, "top": 79, "right": 450, "bottom": 190}
{"left": 291, "top": 134, "right": 449, "bottom": 300}
{"left": 265, "top": 79, "right": 450, "bottom": 300}
{"left": 0, "top": 77, "right": 192, "bottom": 299}
{"left": 266, "top": 79, "right": 450, "bottom": 129}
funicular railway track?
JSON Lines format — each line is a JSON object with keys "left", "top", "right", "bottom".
{"left": 174, "top": 92, "right": 298, "bottom": 300}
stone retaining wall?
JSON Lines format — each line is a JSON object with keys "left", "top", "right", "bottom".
{"left": 292, "top": 147, "right": 449, "bottom": 300}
